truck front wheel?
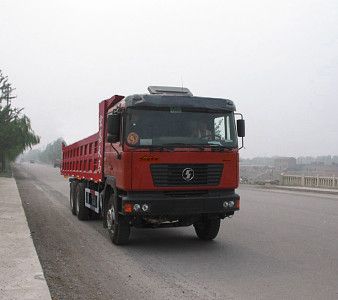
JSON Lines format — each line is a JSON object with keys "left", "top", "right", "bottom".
{"left": 106, "top": 194, "right": 130, "bottom": 245}
{"left": 194, "top": 218, "right": 220, "bottom": 240}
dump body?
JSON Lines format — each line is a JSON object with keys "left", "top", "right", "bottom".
{"left": 61, "top": 95, "right": 124, "bottom": 182}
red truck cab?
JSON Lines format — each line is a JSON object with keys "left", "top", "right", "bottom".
{"left": 61, "top": 86, "right": 245, "bottom": 245}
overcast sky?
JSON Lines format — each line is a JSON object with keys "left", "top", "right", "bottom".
{"left": 0, "top": 0, "right": 337, "bottom": 158}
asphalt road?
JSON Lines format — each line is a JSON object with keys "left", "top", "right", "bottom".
{"left": 14, "top": 163, "right": 338, "bottom": 300}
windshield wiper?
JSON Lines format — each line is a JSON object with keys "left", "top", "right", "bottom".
{"left": 200, "top": 144, "right": 234, "bottom": 151}
{"left": 147, "top": 145, "right": 174, "bottom": 152}
{"left": 161, "top": 143, "right": 205, "bottom": 150}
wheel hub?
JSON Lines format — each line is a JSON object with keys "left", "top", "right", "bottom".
{"left": 107, "top": 207, "right": 115, "bottom": 230}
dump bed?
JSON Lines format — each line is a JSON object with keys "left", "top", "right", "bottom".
{"left": 60, "top": 95, "right": 124, "bottom": 182}
{"left": 61, "top": 132, "right": 103, "bottom": 182}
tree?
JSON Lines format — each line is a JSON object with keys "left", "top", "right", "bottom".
{"left": 0, "top": 70, "right": 40, "bottom": 172}
{"left": 38, "top": 138, "right": 66, "bottom": 164}
{"left": 22, "top": 137, "right": 66, "bottom": 164}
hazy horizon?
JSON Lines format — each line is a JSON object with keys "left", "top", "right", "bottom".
{"left": 1, "top": 0, "right": 337, "bottom": 159}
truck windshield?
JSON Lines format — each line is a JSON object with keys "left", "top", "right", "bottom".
{"left": 125, "top": 107, "right": 238, "bottom": 149}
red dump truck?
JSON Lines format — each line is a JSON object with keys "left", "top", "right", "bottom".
{"left": 61, "top": 86, "right": 245, "bottom": 245}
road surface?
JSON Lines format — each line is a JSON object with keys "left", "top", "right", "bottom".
{"left": 13, "top": 163, "right": 338, "bottom": 299}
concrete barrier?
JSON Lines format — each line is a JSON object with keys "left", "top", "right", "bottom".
{"left": 280, "top": 174, "right": 338, "bottom": 189}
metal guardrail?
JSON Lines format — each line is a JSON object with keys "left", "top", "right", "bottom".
{"left": 280, "top": 174, "right": 338, "bottom": 189}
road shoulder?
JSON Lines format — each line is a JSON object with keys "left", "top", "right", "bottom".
{"left": 241, "top": 184, "right": 338, "bottom": 196}
{"left": 0, "top": 177, "right": 51, "bottom": 300}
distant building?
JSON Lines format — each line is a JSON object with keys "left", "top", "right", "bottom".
{"left": 301, "top": 164, "right": 338, "bottom": 176}
{"left": 274, "top": 157, "right": 297, "bottom": 172}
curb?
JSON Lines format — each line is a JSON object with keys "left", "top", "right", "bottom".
{"left": 0, "top": 177, "right": 52, "bottom": 300}
{"left": 256, "top": 185, "right": 338, "bottom": 196}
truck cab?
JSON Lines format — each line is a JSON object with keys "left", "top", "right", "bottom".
{"left": 103, "top": 86, "right": 245, "bottom": 244}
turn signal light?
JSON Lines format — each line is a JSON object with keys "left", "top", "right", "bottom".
{"left": 123, "top": 203, "right": 133, "bottom": 213}
{"left": 235, "top": 198, "right": 240, "bottom": 209}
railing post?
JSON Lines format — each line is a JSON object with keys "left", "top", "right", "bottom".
{"left": 280, "top": 173, "right": 284, "bottom": 186}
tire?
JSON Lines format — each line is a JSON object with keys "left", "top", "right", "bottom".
{"left": 70, "top": 181, "right": 77, "bottom": 215}
{"left": 194, "top": 218, "right": 220, "bottom": 240}
{"left": 76, "top": 182, "right": 90, "bottom": 220}
{"left": 106, "top": 194, "right": 130, "bottom": 245}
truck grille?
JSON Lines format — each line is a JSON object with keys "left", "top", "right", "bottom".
{"left": 164, "top": 190, "right": 208, "bottom": 198}
{"left": 150, "top": 164, "right": 223, "bottom": 187}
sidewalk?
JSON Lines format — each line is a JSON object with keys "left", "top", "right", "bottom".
{"left": 0, "top": 177, "right": 51, "bottom": 300}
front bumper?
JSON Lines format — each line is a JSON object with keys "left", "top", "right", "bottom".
{"left": 121, "top": 189, "right": 239, "bottom": 216}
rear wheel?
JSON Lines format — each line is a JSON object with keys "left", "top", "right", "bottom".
{"left": 194, "top": 218, "right": 220, "bottom": 240}
{"left": 76, "top": 182, "right": 90, "bottom": 220}
{"left": 106, "top": 194, "right": 130, "bottom": 245}
{"left": 70, "top": 181, "right": 77, "bottom": 215}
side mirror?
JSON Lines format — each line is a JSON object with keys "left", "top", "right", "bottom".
{"left": 237, "top": 119, "right": 245, "bottom": 137}
{"left": 107, "top": 113, "right": 121, "bottom": 143}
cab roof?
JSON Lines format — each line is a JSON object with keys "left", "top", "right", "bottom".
{"left": 124, "top": 94, "right": 236, "bottom": 112}
{"left": 124, "top": 86, "right": 236, "bottom": 111}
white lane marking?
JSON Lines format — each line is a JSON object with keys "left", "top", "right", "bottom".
{"left": 33, "top": 183, "right": 44, "bottom": 192}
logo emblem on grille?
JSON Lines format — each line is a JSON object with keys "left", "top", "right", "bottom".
{"left": 182, "top": 168, "right": 194, "bottom": 181}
